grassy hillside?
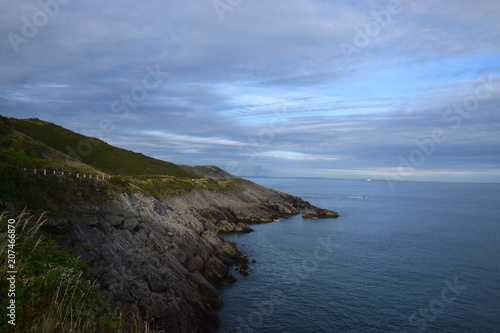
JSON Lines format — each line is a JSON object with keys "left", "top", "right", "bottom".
{"left": 180, "top": 165, "right": 235, "bottom": 178}
{"left": 0, "top": 115, "right": 243, "bottom": 212}
{"left": 2, "top": 116, "right": 199, "bottom": 178}
{"left": 0, "top": 119, "right": 101, "bottom": 174}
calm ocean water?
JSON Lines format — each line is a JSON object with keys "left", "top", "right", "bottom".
{"left": 216, "top": 177, "right": 500, "bottom": 333}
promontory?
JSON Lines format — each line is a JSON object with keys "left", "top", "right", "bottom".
{"left": 0, "top": 115, "right": 339, "bottom": 332}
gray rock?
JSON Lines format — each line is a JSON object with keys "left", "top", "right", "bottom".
{"left": 169, "top": 236, "right": 195, "bottom": 264}
{"left": 107, "top": 215, "right": 123, "bottom": 226}
{"left": 187, "top": 271, "right": 222, "bottom": 307}
{"left": 186, "top": 256, "right": 204, "bottom": 273}
{"left": 216, "top": 220, "right": 253, "bottom": 233}
{"left": 121, "top": 217, "right": 139, "bottom": 230}
{"left": 148, "top": 272, "right": 169, "bottom": 292}
{"left": 201, "top": 256, "right": 229, "bottom": 283}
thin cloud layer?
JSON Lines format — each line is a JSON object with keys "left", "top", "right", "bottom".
{"left": 1, "top": 0, "right": 499, "bottom": 182}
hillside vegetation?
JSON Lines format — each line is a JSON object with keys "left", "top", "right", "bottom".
{"left": 0, "top": 115, "right": 242, "bottom": 211}
{"left": 2, "top": 116, "right": 199, "bottom": 177}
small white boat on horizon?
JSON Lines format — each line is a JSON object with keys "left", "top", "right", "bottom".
{"left": 366, "top": 178, "right": 373, "bottom": 182}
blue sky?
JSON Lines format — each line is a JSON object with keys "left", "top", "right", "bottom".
{"left": 1, "top": 0, "right": 499, "bottom": 183}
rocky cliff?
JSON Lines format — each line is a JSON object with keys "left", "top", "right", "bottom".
{"left": 57, "top": 181, "right": 337, "bottom": 332}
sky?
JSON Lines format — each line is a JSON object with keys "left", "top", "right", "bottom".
{"left": 1, "top": 0, "right": 499, "bottom": 183}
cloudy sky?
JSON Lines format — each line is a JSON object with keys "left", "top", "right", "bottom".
{"left": 1, "top": 0, "right": 499, "bottom": 183}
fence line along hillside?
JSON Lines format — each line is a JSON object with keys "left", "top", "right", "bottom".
{"left": 21, "top": 167, "right": 112, "bottom": 180}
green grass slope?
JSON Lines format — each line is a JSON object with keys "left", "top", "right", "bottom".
{"left": 2, "top": 116, "right": 199, "bottom": 178}
{"left": 180, "top": 165, "right": 235, "bottom": 178}
{"left": 0, "top": 115, "right": 244, "bottom": 212}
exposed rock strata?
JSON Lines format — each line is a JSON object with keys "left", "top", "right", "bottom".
{"left": 60, "top": 181, "right": 338, "bottom": 332}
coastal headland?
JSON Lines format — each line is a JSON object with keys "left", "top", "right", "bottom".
{"left": 0, "top": 115, "right": 338, "bottom": 332}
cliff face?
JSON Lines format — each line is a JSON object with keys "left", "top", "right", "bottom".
{"left": 61, "top": 181, "right": 334, "bottom": 332}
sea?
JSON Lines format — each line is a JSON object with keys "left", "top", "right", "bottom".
{"left": 216, "top": 177, "right": 500, "bottom": 333}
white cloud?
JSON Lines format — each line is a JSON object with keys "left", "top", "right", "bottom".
{"left": 0, "top": 0, "right": 499, "bottom": 182}
{"left": 247, "top": 150, "right": 340, "bottom": 161}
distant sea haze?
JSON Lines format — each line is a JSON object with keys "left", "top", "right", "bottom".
{"left": 216, "top": 178, "right": 500, "bottom": 333}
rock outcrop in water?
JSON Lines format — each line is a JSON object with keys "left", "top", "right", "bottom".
{"left": 302, "top": 206, "right": 340, "bottom": 218}
{"left": 60, "top": 181, "right": 337, "bottom": 332}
